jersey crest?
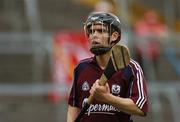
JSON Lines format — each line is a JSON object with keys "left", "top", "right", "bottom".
{"left": 111, "top": 84, "right": 121, "bottom": 95}
{"left": 82, "top": 81, "right": 90, "bottom": 91}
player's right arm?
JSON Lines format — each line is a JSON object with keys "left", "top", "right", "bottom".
{"left": 67, "top": 64, "right": 81, "bottom": 122}
{"left": 67, "top": 105, "right": 80, "bottom": 122}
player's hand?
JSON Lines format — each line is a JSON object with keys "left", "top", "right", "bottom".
{"left": 90, "top": 79, "right": 110, "bottom": 103}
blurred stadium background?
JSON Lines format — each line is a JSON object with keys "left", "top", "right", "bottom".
{"left": 0, "top": 0, "right": 180, "bottom": 122}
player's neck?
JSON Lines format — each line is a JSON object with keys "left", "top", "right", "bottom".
{"left": 96, "top": 51, "right": 111, "bottom": 70}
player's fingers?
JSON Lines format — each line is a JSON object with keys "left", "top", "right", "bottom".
{"left": 89, "top": 84, "right": 94, "bottom": 94}
{"left": 105, "top": 83, "right": 109, "bottom": 88}
{"left": 105, "top": 83, "right": 110, "bottom": 92}
{"left": 95, "top": 79, "right": 100, "bottom": 85}
{"left": 89, "top": 88, "right": 92, "bottom": 94}
{"left": 90, "top": 81, "right": 97, "bottom": 94}
{"left": 90, "top": 86, "right": 94, "bottom": 95}
{"left": 92, "top": 80, "right": 100, "bottom": 89}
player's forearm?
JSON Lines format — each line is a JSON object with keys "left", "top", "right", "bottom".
{"left": 105, "top": 94, "right": 144, "bottom": 116}
{"left": 67, "top": 106, "right": 80, "bottom": 122}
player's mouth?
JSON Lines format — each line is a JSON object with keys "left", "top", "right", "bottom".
{"left": 92, "top": 41, "right": 100, "bottom": 44}
{"left": 91, "top": 41, "right": 102, "bottom": 47}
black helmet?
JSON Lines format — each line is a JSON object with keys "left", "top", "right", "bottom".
{"left": 84, "top": 12, "right": 121, "bottom": 43}
{"left": 84, "top": 12, "right": 122, "bottom": 55}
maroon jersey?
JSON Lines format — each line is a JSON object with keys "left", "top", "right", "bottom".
{"left": 68, "top": 57, "right": 148, "bottom": 122}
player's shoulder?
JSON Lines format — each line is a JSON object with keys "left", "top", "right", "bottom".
{"left": 79, "top": 57, "right": 94, "bottom": 64}
{"left": 129, "top": 58, "right": 143, "bottom": 70}
{"left": 75, "top": 57, "right": 93, "bottom": 71}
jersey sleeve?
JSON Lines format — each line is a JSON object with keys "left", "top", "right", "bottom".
{"left": 68, "top": 58, "right": 91, "bottom": 108}
{"left": 129, "top": 60, "right": 148, "bottom": 114}
{"left": 68, "top": 67, "right": 80, "bottom": 107}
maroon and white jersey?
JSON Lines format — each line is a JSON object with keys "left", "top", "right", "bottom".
{"left": 68, "top": 57, "right": 148, "bottom": 122}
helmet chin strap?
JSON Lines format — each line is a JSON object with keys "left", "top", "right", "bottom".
{"left": 90, "top": 46, "right": 111, "bottom": 55}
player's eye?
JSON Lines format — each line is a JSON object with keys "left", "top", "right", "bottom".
{"left": 88, "top": 29, "right": 94, "bottom": 34}
{"left": 96, "top": 29, "right": 107, "bottom": 33}
{"left": 88, "top": 29, "right": 108, "bottom": 34}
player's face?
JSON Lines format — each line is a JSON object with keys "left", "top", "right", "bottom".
{"left": 87, "top": 24, "right": 110, "bottom": 48}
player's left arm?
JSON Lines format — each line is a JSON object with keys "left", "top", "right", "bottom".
{"left": 90, "top": 81, "right": 145, "bottom": 116}
{"left": 115, "top": 60, "right": 148, "bottom": 116}
{"left": 105, "top": 52, "right": 148, "bottom": 116}
{"left": 104, "top": 95, "right": 145, "bottom": 116}
{"left": 90, "top": 61, "right": 148, "bottom": 116}
{"left": 67, "top": 105, "right": 80, "bottom": 122}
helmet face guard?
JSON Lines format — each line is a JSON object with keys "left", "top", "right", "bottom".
{"left": 84, "top": 12, "right": 121, "bottom": 42}
{"left": 84, "top": 12, "right": 121, "bottom": 55}
{"left": 85, "top": 21, "right": 109, "bottom": 37}
{"left": 84, "top": 21, "right": 112, "bottom": 55}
